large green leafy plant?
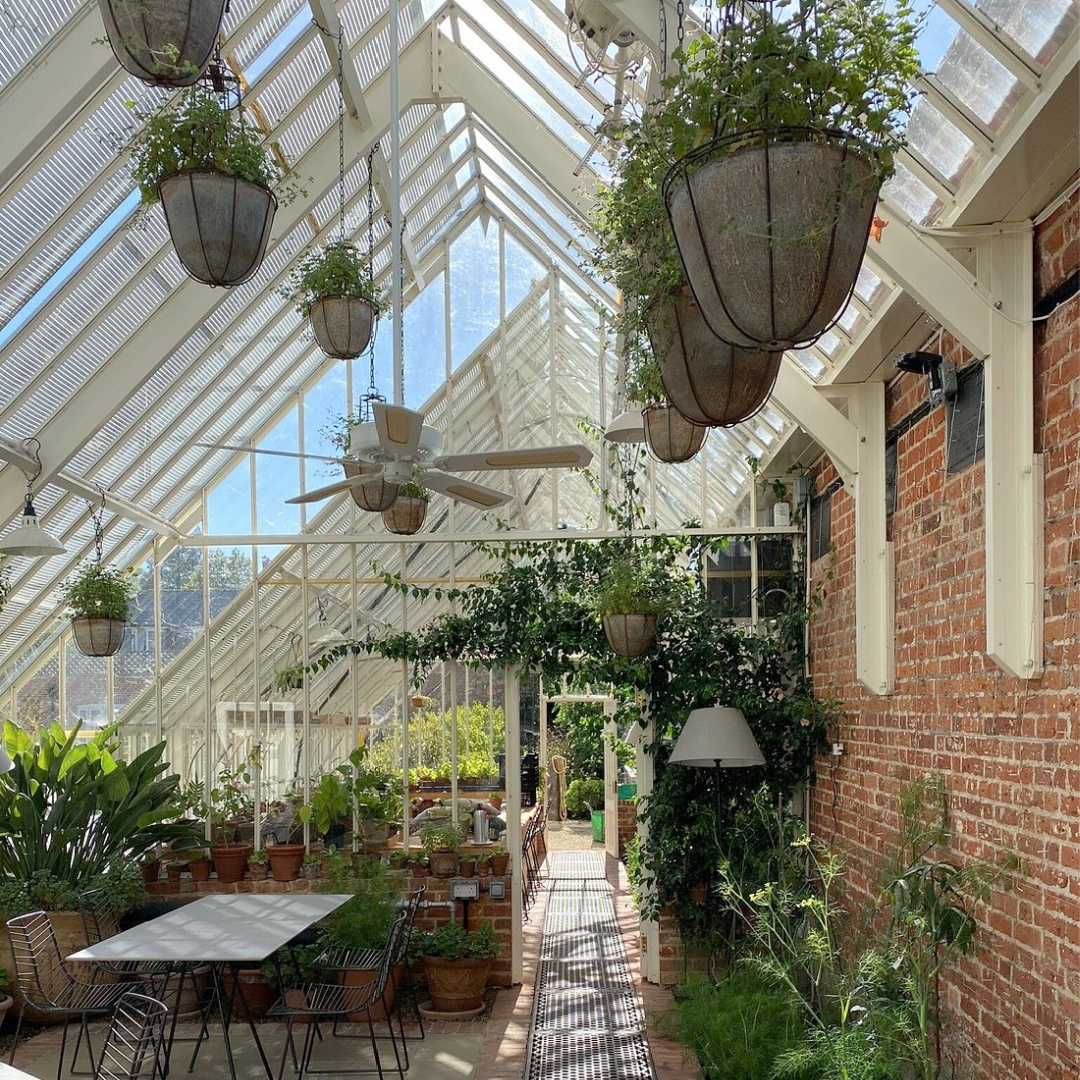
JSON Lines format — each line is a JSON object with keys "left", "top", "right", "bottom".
{"left": 286, "top": 240, "right": 383, "bottom": 317}
{"left": 61, "top": 561, "right": 138, "bottom": 621}
{"left": 414, "top": 920, "right": 499, "bottom": 961}
{"left": 127, "top": 87, "right": 286, "bottom": 205}
{"left": 0, "top": 722, "right": 201, "bottom": 913}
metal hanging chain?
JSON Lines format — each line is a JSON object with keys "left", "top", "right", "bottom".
{"left": 704, "top": 0, "right": 712, "bottom": 38}
{"left": 88, "top": 489, "right": 107, "bottom": 567}
{"left": 676, "top": 0, "right": 684, "bottom": 51}
{"left": 363, "top": 143, "right": 382, "bottom": 414}
{"left": 336, "top": 22, "right": 346, "bottom": 243}
{"left": 658, "top": 0, "right": 668, "bottom": 82}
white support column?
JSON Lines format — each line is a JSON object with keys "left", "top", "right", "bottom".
{"left": 982, "top": 226, "right": 1042, "bottom": 678}
{"left": 845, "top": 384, "right": 894, "bottom": 696}
{"left": 504, "top": 665, "right": 523, "bottom": 984}
{"left": 633, "top": 695, "right": 659, "bottom": 984}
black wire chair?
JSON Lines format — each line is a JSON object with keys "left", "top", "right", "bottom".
{"left": 268, "top": 911, "right": 408, "bottom": 1080}
{"left": 95, "top": 991, "right": 169, "bottom": 1080}
{"left": 6, "top": 910, "right": 131, "bottom": 1080}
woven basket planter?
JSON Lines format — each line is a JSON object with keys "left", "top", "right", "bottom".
{"left": 422, "top": 956, "right": 492, "bottom": 1016}
{"left": 665, "top": 132, "right": 880, "bottom": 350}
{"left": 343, "top": 462, "right": 399, "bottom": 512}
{"left": 648, "top": 290, "right": 782, "bottom": 427}
{"left": 308, "top": 297, "right": 376, "bottom": 359}
{"left": 71, "top": 616, "right": 126, "bottom": 657}
{"left": 159, "top": 170, "right": 277, "bottom": 287}
{"left": 98, "top": 0, "right": 226, "bottom": 87}
{"left": 602, "top": 612, "right": 658, "bottom": 658}
{"left": 382, "top": 495, "right": 427, "bottom": 535}
{"left": 642, "top": 404, "right": 707, "bottom": 464}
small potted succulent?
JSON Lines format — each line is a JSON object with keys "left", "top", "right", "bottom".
{"left": 382, "top": 480, "right": 430, "bottom": 535}
{"left": 414, "top": 920, "right": 500, "bottom": 1017}
{"left": 590, "top": 551, "right": 674, "bottom": 657}
{"left": 62, "top": 561, "right": 138, "bottom": 657}
{"left": 287, "top": 241, "right": 383, "bottom": 359}
{"left": 489, "top": 846, "right": 510, "bottom": 877}
{"left": 458, "top": 854, "right": 477, "bottom": 879}
{"left": 419, "top": 821, "right": 464, "bottom": 878}
{"left": 127, "top": 86, "right": 290, "bottom": 286}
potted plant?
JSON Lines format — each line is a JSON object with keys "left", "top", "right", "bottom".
{"left": 302, "top": 852, "right": 321, "bottom": 880}
{"left": 247, "top": 848, "right": 269, "bottom": 882}
{"left": 489, "top": 846, "right": 510, "bottom": 877}
{"left": 657, "top": 1, "right": 919, "bottom": 349}
{"left": 409, "top": 851, "right": 430, "bottom": 878}
{"left": 126, "top": 86, "right": 287, "bottom": 286}
{"left": 325, "top": 409, "right": 400, "bottom": 512}
{"left": 61, "top": 561, "right": 138, "bottom": 657}
{"left": 382, "top": 480, "right": 430, "bottom": 535}
{"left": 207, "top": 762, "right": 254, "bottom": 883}
{"left": 419, "top": 821, "right": 464, "bottom": 878}
{"left": 164, "top": 858, "right": 183, "bottom": 885}
{"left": 287, "top": 241, "right": 383, "bottom": 359}
{"left": 98, "top": 0, "right": 227, "bottom": 87}
{"left": 266, "top": 837, "right": 306, "bottom": 882}
{"left": 187, "top": 847, "right": 212, "bottom": 882}
{"left": 414, "top": 920, "right": 499, "bottom": 1017}
{"left": 458, "top": 854, "right": 477, "bottom": 879}
{"left": 590, "top": 552, "right": 673, "bottom": 657}
{"left": 627, "top": 354, "right": 707, "bottom": 464}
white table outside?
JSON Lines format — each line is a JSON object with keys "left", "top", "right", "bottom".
{"left": 0, "top": 1062, "right": 42, "bottom": 1080}
{"left": 67, "top": 894, "right": 352, "bottom": 1080}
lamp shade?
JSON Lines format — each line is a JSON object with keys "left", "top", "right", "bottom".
{"left": 669, "top": 706, "right": 765, "bottom": 768}
{"left": 0, "top": 497, "right": 66, "bottom": 557}
{"left": 604, "top": 404, "right": 646, "bottom": 443}
{"left": 0, "top": 744, "right": 14, "bottom": 775}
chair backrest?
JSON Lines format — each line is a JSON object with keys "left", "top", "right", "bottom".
{"left": 79, "top": 887, "right": 122, "bottom": 949}
{"left": 372, "top": 911, "right": 409, "bottom": 1002}
{"left": 393, "top": 885, "right": 426, "bottom": 964}
{"left": 5, "top": 910, "right": 72, "bottom": 1006}
{"left": 96, "top": 991, "right": 168, "bottom": 1080}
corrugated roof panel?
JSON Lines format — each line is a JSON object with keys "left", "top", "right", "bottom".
{"left": 0, "top": 0, "right": 82, "bottom": 90}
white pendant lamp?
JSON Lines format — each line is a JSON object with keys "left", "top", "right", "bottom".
{"left": 604, "top": 404, "right": 646, "bottom": 443}
{"left": 669, "top": 706, "right": 765, "bottom": 768}
{"left": 0, "top": 439, "right": 66, "bottom": 558}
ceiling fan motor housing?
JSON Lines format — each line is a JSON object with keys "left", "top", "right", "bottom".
{"left": 347, "top": 421, "right": 443, "bottom": 463}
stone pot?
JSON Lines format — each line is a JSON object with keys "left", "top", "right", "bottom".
{"left": 648, "top": 290, "right": 783, "bottom": 427}
{"left": 209, "top": 843, "right": 251, "bottom": 884}
{"left": 642, "top": 404, "right": 707, "bottom": 464}
{"left": 382, "top": 495, "right": 427, "bottom": 535}
{"left": 421, "top": 956, "right": 492, "bottom": 1016}
{"left": 71, "top": 616, "right": 125, "bottom": 657}
{"left": 665, "top": 133, "right": 879, "bottom": 350}
{"left": 248, "top": 862, "right": 269, "bottom": 882}
{"left": 159, "top": 170, "right": 277, "bottom": 287}
{"left": 342, "top": 462, "right": 400, "bottom": 512}
{"left": 428, "top": 851, "right": 459, "bottom": 878}
{"left": 266, "top": 843, "right": 306, "bottom": 882}
{"left": 309, "top": 296, "right": 377, "bottom": 359}
{"left": 98, "top": 0, "right": 226, "bottom": 87}
{"left": 602, "top": 612, "right": 658, "bottom": 658}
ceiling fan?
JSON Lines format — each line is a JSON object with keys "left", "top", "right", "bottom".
{"left": 199, "top": 402, "right": 593, "bottom": 511}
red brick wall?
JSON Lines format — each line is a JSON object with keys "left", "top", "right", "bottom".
{"left": 807, "top": 183, "right": 1079, "bottom": 1080}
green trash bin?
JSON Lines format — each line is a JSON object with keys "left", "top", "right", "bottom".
{"left": 590, "top": 810, "right": 605, "bottom": 843}
{"left": 617, "top": 782, "right": 637, "bottom": 801}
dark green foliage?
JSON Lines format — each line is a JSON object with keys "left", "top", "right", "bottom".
{"left": 287, "top": 240, "right": 382, "bottom": 316}
{"left": 413, "top": 919, "right": 499, "bottom": 961}
{"left": 317, "top": 853, "right": 400, "bottom": 953}
{"left": 671, "top": 970, "right": 803, "bottom": 1080}
{"left": 62, "top": 562, "right": 139, "bottom": 621}
{"left": 564, "top": 778, "right": 605, "bottom": 819}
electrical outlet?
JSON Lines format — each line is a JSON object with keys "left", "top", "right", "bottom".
{"left": 831, "top": 742, "right": 845, "bottom": 757}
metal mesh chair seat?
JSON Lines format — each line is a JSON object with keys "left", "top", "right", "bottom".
{"left": 269, "top": 979, "right": 381, "bottom": 1019}
{"left": 96, "top": 991, "right": 169, "bottom": 1080}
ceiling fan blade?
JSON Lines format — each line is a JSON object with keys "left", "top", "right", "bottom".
{"left": 284, "top": 471, "right": 385, "bottom": 505}
{"left": 422, "top": 471, "right": 512, "bottom": 509}
{"left": 195, "top": 442, "right": 346, "bottom": 464}
{"left": 372, "top": 403, "right": 424, "bottom": 458}
{"left": 433, "top": 443, "right": 594, "bottom": 472}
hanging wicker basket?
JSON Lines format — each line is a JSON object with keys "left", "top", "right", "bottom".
{"left": 647, "top": 290, "right": 782, "bottom": 428}
{"left": 664, "top": 130, "right": 880, "bottom": 350}
{"left": 308, "top": 297, "right": 377, "bottom": 359}
{"left": 382, "top": 496, "right": 428, "bottom": 535}
{"left": 98, "top": 0, "right": 226, "bottom": 87}
{"left": 159, "top": 170, "right": 277, "bottom": 287}
{"left": 343, "top": 462, "right": 400, "bottom": 512}
{"left": 642, "top": 404, "right": 708, "bottom": 464}
{"left": 602, "top": 613, "right": 658, "bottom": 658}
{"left": 71, "top": 616, "right": 126, "bottom": 657}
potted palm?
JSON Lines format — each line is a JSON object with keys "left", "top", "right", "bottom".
{"left": 382, "top": 480, "right": 430, "bottom": 535}
{"left": 658, "top": 0, "right": 919, "bottom": 349}
{"left": 98, "top": 0, "right": 227, "bottom": 87}
{"left": 591, "top": 552, "right": 673, "bottom": 657}
{"left": 127, "top": 86, "right": 286, "bottom": 286}
{"left": 288, "top": 241, "right": 383, "bottom": 359}
{"left": 414, "top": 920, "right": 499, "bottom": 1018}
{"left": 61, "top": 562, "right": 138, "bottom": 657}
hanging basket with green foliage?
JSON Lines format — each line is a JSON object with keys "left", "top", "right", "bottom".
{"left": 382, "top": 482, "right": 429, "bottom": 535}
{"left": 62, "top": 562, "right": 138, "bottom": 658}
{"left": 642, "top": 403, "right": 707, "bottom": 464}
{"left": 99, "top": 0, "right": 227, "bottom": 88}
{"left": 344, "top": 460, "right": 400, "bottom": 512}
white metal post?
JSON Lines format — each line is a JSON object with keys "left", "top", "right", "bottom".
{"left": 504, "top": 664, "right": 523, "bottom": 984}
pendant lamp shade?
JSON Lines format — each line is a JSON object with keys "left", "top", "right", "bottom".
{"left": 669, "top": 707, "right": 765, "bottom": 768}
{"left": 0, "top": 743, "right": 13, "bottom": 775}
{"left": 604, "top": 404, "right": 646, "bottom": 443}
{"left": 0, "top": 497, "right": 66, "bottom": 558}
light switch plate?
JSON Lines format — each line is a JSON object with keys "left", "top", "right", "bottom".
{"left": 488, "top": 880, "right": 506, "bottom": 899}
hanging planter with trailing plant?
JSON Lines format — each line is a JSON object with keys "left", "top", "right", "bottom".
{"left": 647, "top": 289, "right": 782, "bottom": 427}
{"left": 62, "top": 562, "right": 138, "bottom": 658}
{"left": 642, "top": 403, "right": 707, "bottom": 464}
{"left": 127, "top": 86, "right": 291, "bottom": 286}
{"left": 98, "top": 0, "right": 227, "bottom": 87}
{"left": 344, "top": 460, "right": 400, "bottom": 512}
{"left": 657, "top": 1, "right": 919, "bottom": 350}
{"left": 382, "top": 481, "right": 429, "bottom": 535}
{"left": 590, "top": 552, "right": 673, "bottom": 658}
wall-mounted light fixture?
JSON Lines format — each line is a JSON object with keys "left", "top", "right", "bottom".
{"left": 894, "top": 351, "right": 957, "bottom": 409}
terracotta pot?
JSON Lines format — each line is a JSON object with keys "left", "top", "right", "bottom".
{"left": 490, "top": 853, "right": 510, "bottom": 876}
{"left": 98, "top": 0, "right": 226, "bottom": 87}
{"left": 422, "top": 956, "right": 492, "bottom": 1015}
{"left": 159, "top": 170, "right": 277, "bottom": 287}
{"left": 336, "top": 964, "right": 398, "bottom": 1022}
{"left": 428, "top": 851, "right": 459, "bottom": 878}
{"left": 189, "top": 858, "right": 212, "bottom": 882}
{"left": 458, "top": 861, "right": 476, "bottom": 879}
{"left": 166, "top": 864, "right": 182, "bottom": 885}
{"left": 309, "top": 296, "right": 376, "bottom": 359}
{"left": 139, "top": 859, "right": 161, "bottom": 885}
{"left": 602, "top": 612, "right": 658, "bottom": 658}
{"left": 665, "top": 133, "right": 879, "bottom": 350}
{"left": 382, "top": 495, "right": 427, "bottom": 535}
{"left": 210, "top": 843, "right": 251, "bottom": 884}
{"left": 223, "top": 969, "right": 276, "bottom": 1022}
{"left": 343, "top": 461, "right": 399, "bottom": 512}
{"left": 266, "top": 844, "right": 306, "bottom": 882}
{"left": 642, "top": 404, "right": 707, "bottom": 464}
{"left": 648, "top": 289, "right": 782, "bottom": 427}
{"left": 71, "top": 616, "right": 125, "bottom": 657}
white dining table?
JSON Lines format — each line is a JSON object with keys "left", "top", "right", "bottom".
{"left": 68, "top": 893, "right": 352, "bottom": 1080}
{"left": 0, "top": 1062, "right": 43, "bottom": 1080}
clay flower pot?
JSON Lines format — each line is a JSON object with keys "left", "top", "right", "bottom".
{"left": 209, "top": 844, "right": 251, "bottom": 884}
{"left": 421, "top": 957, "right": 492, "bottom": 1017}
{"left": 266, "top": 844, "right": 306, "bottom": 882}
{"left": 490, "top": 852, "right": 510, "bottom": 876}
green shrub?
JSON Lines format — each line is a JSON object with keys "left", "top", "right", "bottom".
{"left": 671, "top": 970, "right": 803, "bottom": 1080}
{"left": 565, "top": 778, "right": 604, "bottom": 819}
{"left": 414, "top": 919, "right": 499, "bottom": 961}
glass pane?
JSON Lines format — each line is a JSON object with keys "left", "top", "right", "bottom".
{"left": 906, "top": 97, "right": 978, "bottom": 185}
{"left": 450, "top": 218, "right": 501, "bottom": 368}
{"left": 405, "top": 269, "right": 447, "bottom": 408}
{"left": 16, "top": 652, "right": 59, "bottom": 739}
{"left": 256, "top": 407, "right": 302, "bottom": 533}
